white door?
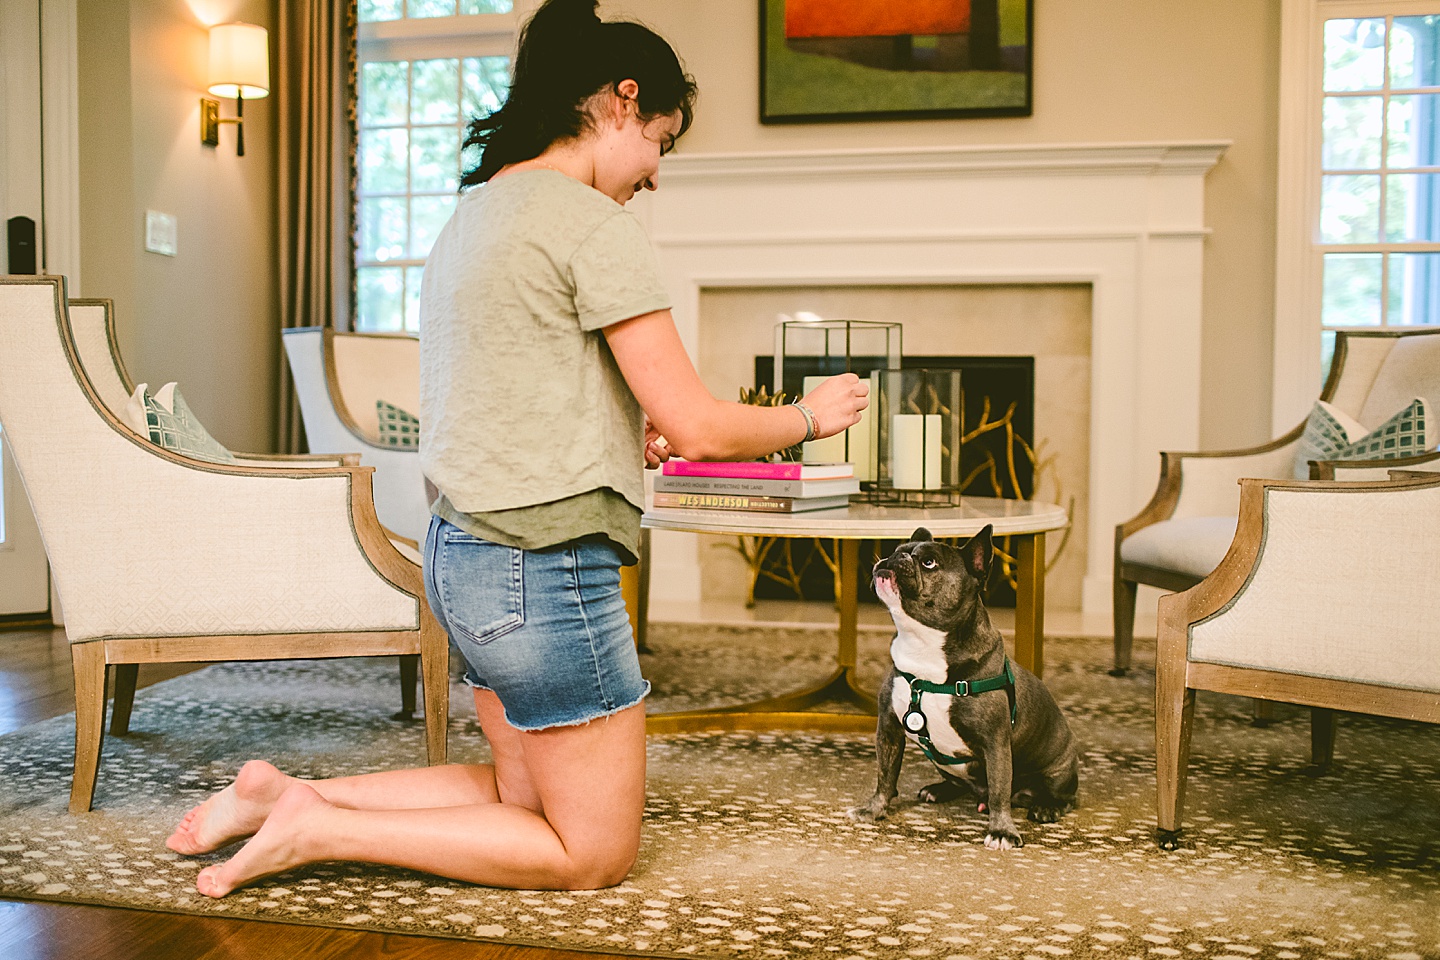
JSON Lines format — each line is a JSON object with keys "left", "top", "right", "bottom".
{"left": 0, "top": 0, "right": 65, "bottom": 620}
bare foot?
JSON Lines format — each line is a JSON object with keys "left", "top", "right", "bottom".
{"left": 167, "top": 760, "right": 292, "bottom": 855}
{"left": 195, "top": 781, "right": 330, "bottom": 898}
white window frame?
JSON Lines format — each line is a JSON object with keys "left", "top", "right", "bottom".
{"left": 353, "top": 2, "right": 536, "bottom": 331}
{"left": 1273, "top": 0, "right": 1440, "bottom": 433}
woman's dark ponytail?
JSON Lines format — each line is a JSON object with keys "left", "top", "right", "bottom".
{"left": 460, "top": 0, "right": 696, "bottom": 188}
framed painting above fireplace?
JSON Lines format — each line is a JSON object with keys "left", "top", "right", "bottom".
{"left": 760, "top": 0, "right": 1033, "bottom": 124}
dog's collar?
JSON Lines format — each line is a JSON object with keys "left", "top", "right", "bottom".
{"left": 895, "top": 658, "right": 1018, "bottom": 768}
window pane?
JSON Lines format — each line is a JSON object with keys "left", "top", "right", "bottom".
{"left": 1391, "top": 16, "right": 1440, "bottom": 89}
{"left": 1322, "top": 96, "right": 1382, "bottom": 169}
{"left": 1388, "top": 94, "right": 1440, "bottom": 169}
{"left": 360, "top": 129, "right": 409, "bottom": 193}
{"left": 1324, "top": 18, "right": 1386, "bottom": 92}
{"left": 1320, "top": 174, "right": 1381, "bottom": 243}
{"left": 411, "top": 59, "right": 460, "bottom": 124}
{"left": 1323, "top": 253, "right": 1383, "bottom": 326}
{"left": 410, "top": 194, "right": 457, "bottom": 258}
{"left": 463, "top": 56, "right": 510, "bottom": 120}
{"left": 357, "top": 267, "right": 406, "bottom": 332}
{"left": 1385, "top": 173, "right": 1440, "bottom": 241}
{"left": 406, "top": 266, "right": 426, "bottom": 332}
{"left": 411, "top": 127, "right": 460, "bottom": 192}
{"left": 1389, "top": 253, "right": 1440, "bottom": 325}
{"left": 359, "top": 0, "right": 402, "bottom": 22}
{"left": 361, "top": 62, "right": 408, "bottom": 127}
{"left": 359, "top": 196, "right": 408, "bottom": 262}
{"left": 461, "top": 0, "right": 514, "bottom": 12}
{"left": 409, "top": 0, "right": 456, "bottom": 15}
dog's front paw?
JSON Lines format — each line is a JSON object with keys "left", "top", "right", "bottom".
{"left": 983, "top": 829, "right": 1023, "bottom": 850}
{"left": 849, "top": 796, "right": 891, "bottom": 822}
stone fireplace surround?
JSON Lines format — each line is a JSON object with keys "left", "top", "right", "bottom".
{"left": 629, "top": 141, "right": 1229, "bottom": 614}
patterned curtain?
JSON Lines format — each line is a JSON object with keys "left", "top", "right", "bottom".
{"left": 274, "top": 0, "right": 358, "bottom": 453}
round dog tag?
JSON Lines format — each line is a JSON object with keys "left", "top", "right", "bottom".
{"left": 903, "top": 708, "right": 927, "bottom": 733}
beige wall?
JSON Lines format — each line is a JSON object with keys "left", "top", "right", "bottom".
{"left": 615, "top": 0, "right": 1283, "bottom": 449}
{"left": 77, "top": 0, "right": 278, "bottom": 454}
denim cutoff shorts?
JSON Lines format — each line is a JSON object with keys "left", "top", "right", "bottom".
{"left": 422, "top": 515, "right": 650, "bottom": 731}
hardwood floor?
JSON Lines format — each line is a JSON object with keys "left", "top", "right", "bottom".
{"left": 0, "top": 626, "right": 622, "bottom": 960}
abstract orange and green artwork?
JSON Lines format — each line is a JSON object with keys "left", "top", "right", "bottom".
{"left": 760, "top": 0, "right": 1032, "bottom": 123}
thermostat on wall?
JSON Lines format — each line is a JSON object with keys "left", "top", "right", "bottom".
{"left": 144, "top": 210, "right": 178, "bottom": 257}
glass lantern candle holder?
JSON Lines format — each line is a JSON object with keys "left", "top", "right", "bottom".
{"left": 869, "top": 368, "right": 963, "bottom": 505}
{"left": 773, "top": 318, "right": 902, "bottom": 484}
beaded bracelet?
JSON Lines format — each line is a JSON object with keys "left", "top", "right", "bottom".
{"left": 792, "top": 401, "right": 818, "bottom": 443}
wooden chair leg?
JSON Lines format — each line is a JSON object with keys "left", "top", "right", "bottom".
{"left": 1154, "top": 600, "right": 1194, "bottom": 849}
{"left": 1251, "top": 698, "right": 1276, "bottom": 727}
{"left": 1111, "top": 575, "right": 1138, "bottom": 676}
{"left": 70, "top": 642, "right": 108, "bottom": 813}
{"left": 108, "top": 663, "right": 138, "bottom": 735}
{"left": 394, "top": 654, "right": 419, "bottom": 721}
{"left": 1310, "top": 707, "right": 1336, "bottom": 774}
{"left": 418, "top": 608, "right": 450, "bottom": 766}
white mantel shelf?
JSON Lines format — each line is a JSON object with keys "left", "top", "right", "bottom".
{"left": 631, "top": 141, "right": 1230, "bottom": 615}
{"left": 659, "top": 141, "right": 1231, "bottom": 181}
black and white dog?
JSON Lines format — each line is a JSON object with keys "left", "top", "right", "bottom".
{"left": 851, "top": 526, "right": 1079, "bottom": 849}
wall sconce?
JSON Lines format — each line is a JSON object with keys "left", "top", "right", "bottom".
{"left": 200, "top": 22, "right": 269, "bottom": 157}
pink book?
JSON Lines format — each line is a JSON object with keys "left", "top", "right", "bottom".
{"left": 661, "top": 460, "right": 854, "bottom": 480}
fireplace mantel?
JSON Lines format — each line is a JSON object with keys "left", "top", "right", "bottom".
{"left": 630, "top": 141, "right": 1229, "bottom": 614}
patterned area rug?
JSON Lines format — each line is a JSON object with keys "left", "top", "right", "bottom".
{"left": 0, "top": 623, "right": 1437, "bottom": 960}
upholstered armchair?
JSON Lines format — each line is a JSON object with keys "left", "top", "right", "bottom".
{"left": 0, "top": 277, "right": 449, "bottom": 812}
{"left": 1114, "top": 328, "right": 1440, "bottom": 675}
{"left": 282, "top": 326, "right": 430, "bottom": 544}
{"left": 65, "top": 298, "right": 433, "bottom": 719}
{"left": 1154, "top": 472, "right": 1440, "bottom": 848}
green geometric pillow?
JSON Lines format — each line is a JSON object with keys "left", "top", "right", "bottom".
{"left": 131, "top": 382, "right": 236, "bottom": 465}
{"left": 1294, "top": 397, "right": 1433, "bottom": 478}
{"left": 376, "top": 399, "right": 420, "bottom": 449}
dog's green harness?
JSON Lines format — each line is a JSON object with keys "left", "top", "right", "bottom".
{"left": 895, "top": 658, "right": 1018, "bottom": 768}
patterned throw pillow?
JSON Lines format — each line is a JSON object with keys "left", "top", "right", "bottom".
{"left": 1294, "top": 396, "right": 1433, "bottom": 479}
{"left": 123, "top": 382, "right": 236, "bottom": 465}
{"left": 376, "top": 399, "right": 420, "bottom": 449}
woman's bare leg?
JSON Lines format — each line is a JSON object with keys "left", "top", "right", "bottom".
{"left": 193, "top": 700, "right": 646, "bottom": 896}
{"left": 168, "top": 689, "right": 537, "bottom": 855}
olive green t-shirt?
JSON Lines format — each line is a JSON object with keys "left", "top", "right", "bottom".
{"left": 418, "top": 170, "right": 670, "bottom": 561}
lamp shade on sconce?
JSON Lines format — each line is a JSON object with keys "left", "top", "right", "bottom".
{"left": 207, "top": 22, "right": 269, "bottom": 99}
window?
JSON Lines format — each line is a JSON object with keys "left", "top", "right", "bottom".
{"left": 1319, "top": 13, "right": 1440, "bottom": 366}
{"left": 354, "top": 1, "right": 518, "bottom": 332}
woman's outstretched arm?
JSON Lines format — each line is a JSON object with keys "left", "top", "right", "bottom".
{"left": 604, "top": 309, "right": 868, "bottom": 463}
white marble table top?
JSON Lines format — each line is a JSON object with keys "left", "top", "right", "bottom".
{"left": 642, "top": 496, "right": 1068, "bottom": 540}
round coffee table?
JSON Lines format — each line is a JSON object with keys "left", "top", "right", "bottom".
{"left": 639, "top": 498, "right": 1069, "bottom": 733}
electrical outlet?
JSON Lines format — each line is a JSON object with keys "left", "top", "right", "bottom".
{"left": 144, "top": 210, "right": 178, "bottom": 257}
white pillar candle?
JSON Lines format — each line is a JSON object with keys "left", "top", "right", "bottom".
{"left": 892, "top": 414, "right": 943, "bottom": 490}
{"left": 801, "top": 375, "right": 876, "bottom": 474}
{"left": 849, "top": 379, "right": 874, "bottom": 481}
{"left": 800, "top": 375, "right": 845, "bottom": 463}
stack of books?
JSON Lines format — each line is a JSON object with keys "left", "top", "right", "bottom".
{"left": 653, "top": 460, "right": 858, "bottom": 513}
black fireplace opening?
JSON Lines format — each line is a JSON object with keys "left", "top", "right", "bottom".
{"left": 750, "top": 354, "right": 1035, "bottom": 607}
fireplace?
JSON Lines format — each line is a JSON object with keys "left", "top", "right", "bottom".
{"left": 752, "top": 352, "right": 1036, "bottom": 606}
{"left": 631, "top": 141, "right": 1227, "bottom": 613}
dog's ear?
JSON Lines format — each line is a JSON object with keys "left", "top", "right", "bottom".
{"left": 960, "top": 524, "right": 994, "bottom": 581}
{"left": 910, "top": 527, "right": 934, "bottom": 543}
